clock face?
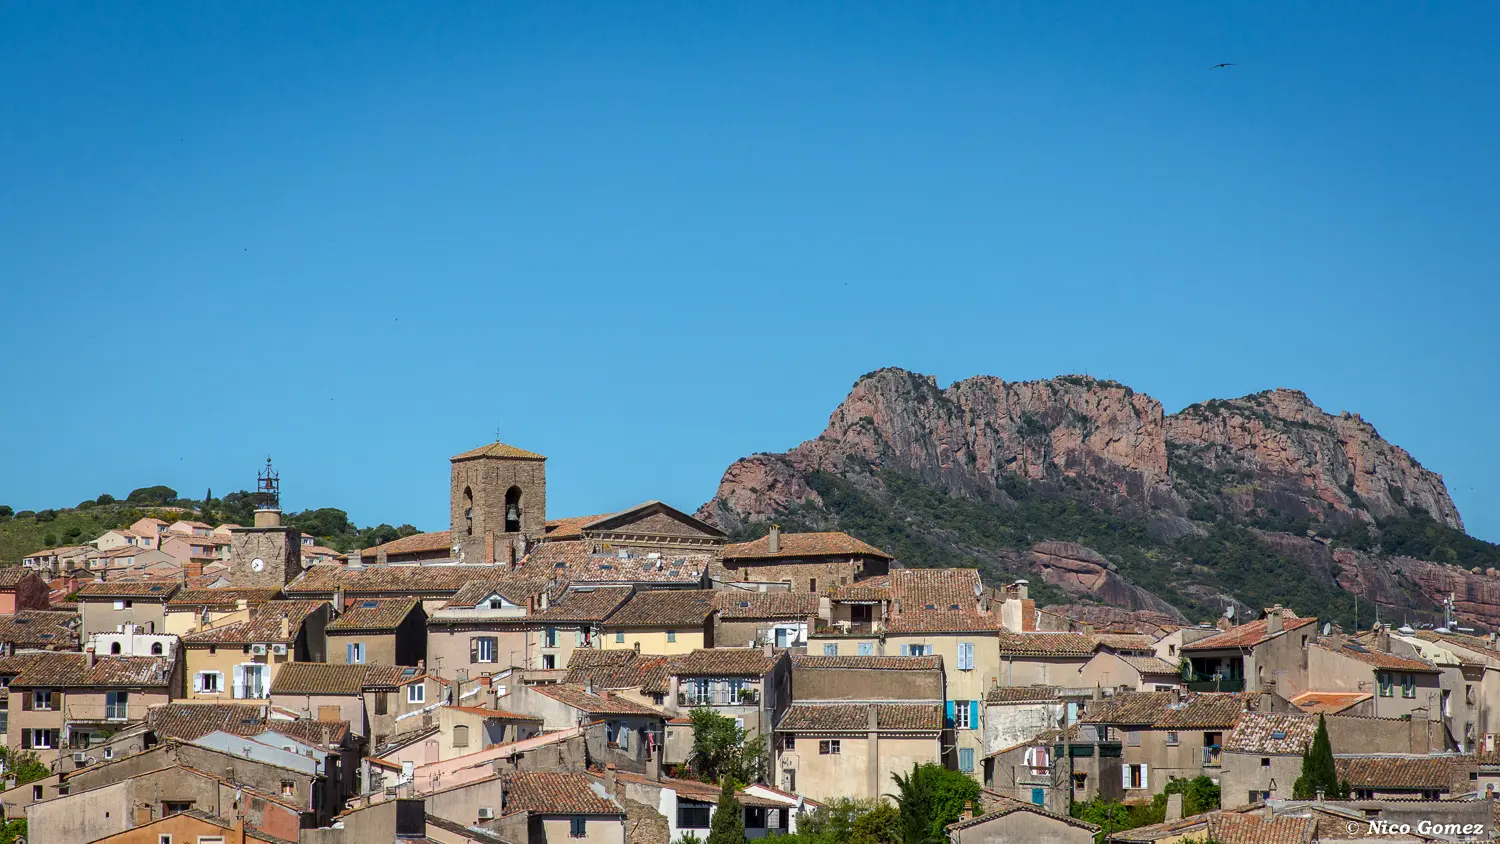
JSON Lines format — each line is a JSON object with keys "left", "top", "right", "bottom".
{"left": 251, "top": 558, "right": 265, "bottom": 572}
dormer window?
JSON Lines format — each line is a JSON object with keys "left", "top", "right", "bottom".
{"left": 488, "top": 597, "right": 505, "bottom": 610}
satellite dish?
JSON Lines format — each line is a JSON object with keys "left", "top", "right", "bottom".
{"left": 1436, "top": 627, "right": 1451, "bottom": 634}
{"left": 1398, "top": 625, "right": 1415, "bottom": 635}
{"left": 1225, "top": 606, "right": 1236, "bottom": 619}
{"left": 1322, "top": 623, "right": 1331, "bottom": 635}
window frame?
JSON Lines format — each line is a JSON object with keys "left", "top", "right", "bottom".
{"left": 818, "top": 739, "right": 840, "bottom": 755}
{"left": 569, "top": 817, "right": 586, "bottom": 839}
{"left": 407, "top": 684, "right": 425, "bottom": 704}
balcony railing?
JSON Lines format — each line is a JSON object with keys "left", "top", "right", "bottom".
{"left": 1202, "top": 748, "right": 1222, "bottom": 767}
{"left": 1184, "top": 678, "right": 1244, "bottom": 693}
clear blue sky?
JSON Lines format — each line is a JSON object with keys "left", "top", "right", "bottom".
{"left": 2, "top": 2, "right": 1496, "bottom": 540}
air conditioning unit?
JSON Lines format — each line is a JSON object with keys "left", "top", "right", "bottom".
{"left": 271, "top": 644, "right": 288, "bottom": 655}
{"left": 250, "top": 644, "right": 268, "bottom": 656}
{"left": 72, "top": 752, "right": 88, "bottom": 765}
{"left": 477, "top": 808, "right": 494, "bottom": 820}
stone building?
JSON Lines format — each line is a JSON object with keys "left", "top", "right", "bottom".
{"left": 1081, "top": 690, "right": 1258, "bottom": 802}
{"left": 450, "top": 441, "right": 549, "bottom": 566}
{"left": 713, "top": 591, "right": 819, "bottom": 650}
{"left": 720, "top": 527, "right": 890, "bottom": 592}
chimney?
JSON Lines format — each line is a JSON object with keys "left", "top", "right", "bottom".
{"left": 767, "top": 525, "right": 781, "bottom": 554}
{"left": 1376, "top": 624, "right": 1391, "bottom": 652}
{"left": 279, "top": 614, "right": 290, "bottom": 640}
{"left": 604, "top": 763, "right": 617, "bottom": 795}
{"left": 1164, "top": 792, "right": 1183, "bottom": 822}
{"left": 132, "top": 804, "right": 152, "bottom": 825}
{"left": 236, "top": 598, "right": 249, "bottom": 612}
{"left": 633, "top": 642, "right": 641, "bottom": 653}
{"left": 586, "top": 677, "right": 595, "bottom": 696}
{"left": 185, "top": 560, "right": 204, "bottom": 580}
{"left": 1267, "top": 609, "right": 1284, "bottom": 635}
{"left": 334, "top": 587, "right": 346, "bottom": 611}
{"left": 1013, "top": 579, "right": 1029, "bottom": 602}
{"left": 867, "top": 704, "right": 878, "bottom": 731}
{"left": 763, "top": 641, "right": 774, "bottom": 657}
{"left": 86, "top": 646, "right": 96, "bottom": 669}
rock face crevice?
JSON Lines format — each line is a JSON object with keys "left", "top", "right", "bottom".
{"left": 698, "top": 367, "right": 1475, "bottom": 625}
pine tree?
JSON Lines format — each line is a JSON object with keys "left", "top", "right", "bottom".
{"left": 706, "top": 778, "right": 746, "bottom": 844}
{"left": 1293, "top": 714, "right": 1346, "bottom": 799}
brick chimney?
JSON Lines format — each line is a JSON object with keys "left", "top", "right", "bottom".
{"left": 767, "top": 525, "right": 781, "bottom": 554}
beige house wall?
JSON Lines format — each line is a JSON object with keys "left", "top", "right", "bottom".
{"left": 998, "top": 655, "right": 1091, "bottom": 687}
{"left": 80, "top": 600, "right": 168, "bottom": 637}
{"left": 781, "top": 734, "right": 939, "bottom": 803}
{"left": 185, "top": 646, "right": 293, "bottom": 700}
{"left": 329, "top": 632, "right": 398, "bottom": 666}
{"left": 951, "top": 812, "right": 1094, "bottom": 844}
{"left": 427, "top": 626, "right": 531, "bottom": 677}
{"left": 601, "top": 628, "right": 705, "bottom": 656}
{"left": 536, "top": 815, "right": 625, "bottom": 844}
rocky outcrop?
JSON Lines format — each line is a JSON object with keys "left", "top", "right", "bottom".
{"left": 1330, "top": 547, "right": 1500, "bottom": 629}
{"left": 1028, "top": 541, "right": 1185, "bottom": 620}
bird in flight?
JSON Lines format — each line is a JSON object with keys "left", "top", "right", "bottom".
{"left": 1210, "top": 63, "right": 1236, "bottom": 69}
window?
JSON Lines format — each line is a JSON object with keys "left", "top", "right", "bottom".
{"left": 280, "top": 781, "right": 295, "bottom": 797}
{"left": 1165, "top": 731, "right": 1179, "bottom": 746}
{"left": 408, "top": 684, "right": 425, "bottom": 704}
{"left": 900, "top": 644, "right": 929, "bottom": 657}
{"left": 159, "top": 836, "right": 172, "bottom": 844}
{"left": 570, "top": 818, "right": 586, "bottom": 839}
{"left": 1031, "top": 787, "right": 1045, "bottom": 805}
{"left": 1262, "top": 757, "right": 1272, "bottom": 767}
{"left": 1378, "top": 672, "right": 1394, "bottom": 697}
{"left": 110, "top": 642, "right": 122, "bottom": 655}
{"left": 782, "top": 735, "right": 795, "bottom": 752}
{"left": 544, "top": 627, "right": 558, "bottom": 648}
{"left": 542, "top": 654, "right": 556, "bottom": 670}
{"left": 1168, "top": 644, "right": 1177, "bottom": 656}
{"left": 956, "top": 642, "right": 975, "bottom": 671}
{"left": 374, "top": 692, "right": 389, "bottom": 715}
{"left": 162, "top": 802, "right": 192, "bottom": 816}
{"left": 666, "top": 631, "right": 676, "bottom": 643}
{"left": 347, "top": 643, "right": 365, "bottom": 664}
{"left": 188, "top": 669, "right": 216, "bottom": 692}
{"left": 1468, "top": 685, "right": 1476, "bottom": 705}
{"left": 1401, "top": 675, "right": 1417, "bottom": 699}
{"left": 197, "top": 837, "right": 225, "bottom": 844}
{"left": 616, "top": 632, "right": 625, "bottom": 644}
{"left": 150, "top": 643, "right": 164, "bottom": 656}
{"left": 958, "top": 748, "right": 975, "bottom": 772}
{"left": 235, "top": 664, "right": 267, "bottom": 699}
{"left": 33, "top": 690, "right": 53, "bottom": 711}
{"left": 472, "top": 637, "right": 497, "bottom": 664}
{"left": 823, "top": 643, "right": 839, "bottom": 656}
{"left": 857, "top": 642, "right": 874, "bottom": 656}
{"left": 677, "top": 803, "right": 712, "bottom": 829}
{"left": 809, "top": 579, "right": 817, "bottom": 593}
{"left": 1124, "top": 763, "right": 1148, "bottom": 790}
{"left": 818, "top": 740, "right": 840, "bottom": 755}
{"left": 113, "top": 600, "right": 132, "bottom": 610}
{"left": 106, "top": 691, "right": 128, "bottom": 720}
{"left": 0, "top": 710, "right": 8, "bottom": 733}
{"left": 454, "top": 725, "right": 469, "bottom": 748}
{"left": 953, "top": 701, "right": 971, "bottom": 729}
{"left": 31, "top": 786, "right": 42, "bottom": 800}
{"left": 745, "top": 807, "right": 767, "bottom": 829}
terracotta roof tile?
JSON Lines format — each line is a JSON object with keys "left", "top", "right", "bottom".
{"left": 1335, "top": 755, "right": 1465, "bottom": 790}
{"left": 167, "top": 588, "right": 284, "bottom": 608}
{"left": 447, "top": 706, "right": 543, "bottom": 722}
{"left": 543, "top": 513, "right": 618, "bottom": 541}
{"left": 148, "top": 703, "right": 269, "bottom": 740}
{"left": 831, "top": 577, "right": 891, "bottom": 602}
{"left": 0, "top": 611, "right": 79, "bottom": 648}
{"left": 713, "top": 591, "right": 820, "bottom": 620}
{"left": 451, "top": 442, "right": 545, "bottom": 461}
{"left": 519, "top": 545, "right": 711, "bottom": 585}
{"left": 1083, "top": 691, "right": 1255, "bottom": 729}
{"left": 671, "top": 648, "right": 783, "bottom": 677}
{"left": 888, "top": 610, "right": 999, "bottom": 634}
{"left": 270, "top": 662, "right": 383, "bottom": 696}
{"left": 603, "top": 590, "right": 715, "bottom": 629}
{"left": 1182, "top": 616, "right": 1318, "bottom": 651}
{"left": 1314, "top": 638, "right": 1441, "bottom": 673}
{"left": 327, "top": 597, "right": 421, "bottom": 631}
{"left": 1116, "top": 655, "right": 1181, "bottom": 675}
{"left": 946, "top": 792, "right": 1099, "bottom": 835}
{"left": 1286, "top": 691, "right": 1372, "bottom": 715}
{"left": 287, "top": 563, "right": 484, "bottom": 595}
{"left": 77, "top": 581, "right": 180, "bottom": 599}
{"left": 13, "top": 652, "right": 172, "bottom": 688}
{"left": 1204, "top": 814, "right": 1315, "bottom": 844}
{"left": 266, "top": 719, "right": 352, "bottom": 747}
{"left": 1224, "top": 712, "right": 1316, "bottom": 754}
{"left": 443, "top": 578, "right": 559, "bottom": 610}
{"left": 500, "top": 771, "right": 620, "bottom": 815}
{"left": 777, "top": 703, "right": 943, "bottom": 732}
{"left": 791, "top": 655, "right": 944, "bottom": 671}
{"left": 0, "top": 568, "right": 39, "bottom": 588}
{"left": 1092, "top": 633, "right": 1158, "bottom": 651}
{"left": 563, "top": 650, "right": 673, "bottom": 694}
{"left": 891, "top": 568, "right": 983, "bottom": 607}
{"left": 181, "top": 600, "right": 326, "bottom": 645}
{"left": 997, "top": 631, "right": 1098, "bottom": 656}
{"left": 985, "top": 685, "right": 1061, "bottom": 704}
{"left": 724, "top": 532, "right": 891, "bottom": 562}
{"left": 356, "top": 531, "right": 453, "bottom": 558}
{"left": 532, "top": 587, "right": 634, "bottom": 623}
{"left": 530, "top": 684, "right": 665, "bottom": 717}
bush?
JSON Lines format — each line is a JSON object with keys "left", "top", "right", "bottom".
{"left": 96, "top": 494, "right": 116, "bottom": 505}
{"left": 0, "top": 506, "right": 11, "bottom": 520}
{"left": 34, "top": 510, "right": 56, "bottom": 523}
{"left": 126, "top": 485, "right": 178, "bottom": 505}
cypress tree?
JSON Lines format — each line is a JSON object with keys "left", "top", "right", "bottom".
{"left": 1293, "top": 714, "right": 1345, "bottom": 799}
{"left": 706, "top": 778, "right": 746, "bottom": 844}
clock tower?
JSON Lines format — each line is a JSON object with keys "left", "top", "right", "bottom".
{"left": 229, "top": 458, "right": 304, "bottom": 588}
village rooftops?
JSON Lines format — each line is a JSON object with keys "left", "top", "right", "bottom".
{"left": 76, "top": 581, "right": 180, "bottom": 599}
{"left": 499, "top": 771, "right": 620, "bottom": 816}
{"left": 890, "top": 568, "right": 984, "bottom": 608}
{"left": 1092, "top": 632, "right": 1159, "bottom": 651}
{"left": 452, "top": 441, "right": 546, "bottom": 461}
{"left": 354, "top": 531, "right": 453, "bottom": 560}
{"left": 723, "top": 531, "right": 891, "bottom": 561}
{"left": 1314, "top": 638, "right": 1442, "bottom": 673}
{"left": 148, "top": 703, "right": 355, "bottom": 747}
{"left": 166, "top": 587, "right": 284, "bottom": 608}
{"left": 601, "top": 589, "right": 715, "bottom": 629}
{"left": 791, "top": 654, "right": 945, "bottom": 671}
{"left": 996, "top": 630, "right": 1098, "bottom": 656}
{"left": 611, "top": 770, "right": 789, "bottom": 808}
{"left": 519, "top": 543, "right": 712, "bottom": 585}
{"left": 529, "top": 587, "right": 634, "bottom": 623}
{"left": 947, "top": 790, "right": 1099, "bottom": 836}
{"left": 1224, "top": 712, "right": 1317, "bottom": 755}
{"left": 1203, "top": 813, "right": 1315, "bottom": 844}
{"left": 286, "top": 563, "right": 484, "bottom": 595}
{"left": 0, "top": 568, "right": 39, "bottom": 588}
{"left": 1286, "top": 691, "right": 1373, "bottom": 715}
{"left": 12, "top": 652, "right": 173, "bottom": 688}
{"left": 713, "top": 591, "right": 820, "bottom": 619}
{"left": 269, "top": 662, "right": 416, "bottom": 696}
{"left": 1083, "top": 690, "right": 1256, "bottom": 729}
{"left": 0, "top": 610, "right": 79, "bottom": 648}
{"left": 528, "top": 683, "right": 665, "bottom": 717}
{"left": 440, "top": 578, "right": 559, "bottom": 610}
{"left": 1115, "top": 655, "right": 1182, "bottom": 675}
{"left": 887, "top": 610, "right": 999, "bottom": 634}
{"left": 777, "top": 703, "right": 944, "bottom": 733}
{"left": 1335, "top": 754, "right": 1469, "bottom": 790}
{"left": 984, "top": 685, "right": 1061, "bottom": 704}
{"left": 671, "top": 648, "right": 784, "bottom": 677}
{"left": 564, "top": 650, "right": 674, "bottom": 694}
{"left": 1182, "top": 615, "right": 1318, "bottom": 651}
{"left": 181, "top": 600, "right": 326, "bottom": 645}
{"left": 326, "top": 597, "right": 421, "bottom": 632}
{"left": 830, "top": 578, "right": 891, "bottom": 602}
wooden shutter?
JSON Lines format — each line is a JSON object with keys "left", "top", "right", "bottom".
{"left": 469, "top": 638, "right": 478, "bottom": 664}
{"left": 317, "top": 705, "right": 341, "bottom": 723}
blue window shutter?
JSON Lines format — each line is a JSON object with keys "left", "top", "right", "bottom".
{"left": 970, "top": 701, "right": 979, "bottom": 730}
{"left": 945, "top": 700, "right": 955, "bottom": 727}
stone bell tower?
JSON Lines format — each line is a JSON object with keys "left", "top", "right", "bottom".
{"left": 229, "top": 457, "right": 303, "bottom": 587}
{"left": 450, "top": 440, "right": 547, "bottom": 566}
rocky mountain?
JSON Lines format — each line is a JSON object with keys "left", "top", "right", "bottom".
{"left": 699, "top": 368, "right": 1497, "bottom": 629}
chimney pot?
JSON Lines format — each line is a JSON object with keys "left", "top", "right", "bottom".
{"left": 768, "top": 525, "right": 781, "bottom": 554}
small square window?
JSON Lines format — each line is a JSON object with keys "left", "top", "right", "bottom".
{"left": 666, "top": 631, "right": 676, "bottom": 643}
{"left": 1262, "top": 758, "right": 1271, "bottom": 767}
{"left": 160, "top": 836, "right": 172, "bottom": 844}
{"left": 281, "top": 781, "right": 294, "bottom": 796}
{"left": 616, "top": 632, "right": 625, "bottom": 643}
{"left": 818, "top": 739, "right": 840, "bottom": 755}
{"left": 407, "top": 684, "right": 425, "bottom": 704}
{"left": 570, "top": 817, "right": 586, "bottom": 838}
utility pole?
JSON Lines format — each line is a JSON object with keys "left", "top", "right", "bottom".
{"left": 1061, "top": 699, "right": 1073, "bottom": 814}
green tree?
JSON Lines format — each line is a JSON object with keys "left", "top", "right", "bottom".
{"left": 849, "top": 802, "right": 900, "bottom": 844}
{"left": 41, "top": 533, "right": 57, "bottom": 547}
{"left": 890, "top": 763, "right": 978, "bottom": 844}
{"left": 126, "top": 486, "right": 178, "bottom": 505}
{"left": 0, "top": 748, "right": 49, "bottom": 786}
{"left": 687, "top": 707, "right": 765, "bottom": 786}
{"left": 707, "top": 778, "right": 747, "bottom": 844}
{"left": 0, "top": 506, "right": 12, "bottom": 520}
{"left": 34, "top": 510, "right": 56, "bottom": 523}
{"left": 797, "top": 798, "right": 882, "bottom": 843}
{"left": 0, "top": 819, "right": 25, "bottom": 844}
{"left": 672, "top": 834, "right": 703, "bottom": 844}
{"left": 1293, "top": 715, "right": 1347, "bottom": 799}
{"left": 96, "top": 494, "right": 116, "bottom": 505}
{"left": 1070, "top": 799, "right": 1134, "bottom": 836}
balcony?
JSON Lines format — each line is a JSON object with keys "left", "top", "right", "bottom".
{"left": 1202, "top": 747, "right": 1222, "bottom": 767}
{"left": 1185, "top": 678, "right": 1244, "bottom": 693}
{"left": 814, "top": 621, "right": 882, "bottom": 636}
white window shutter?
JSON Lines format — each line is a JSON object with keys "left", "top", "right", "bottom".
{"left": 192, "top": 673, "right": 202, "bottom": 693}
{"left": 232, "top": 665, "right": 246, "bottom": 700}
{"left": 1141, "top": 764, "right": 1148, "bottom": 790}
{"left": 899, "top": 644, "right": 909, "bottom": 656}
{"left": 1122, "top": 765, "right": 1131, "bottom": 789}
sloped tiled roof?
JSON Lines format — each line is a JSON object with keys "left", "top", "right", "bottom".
{"left": 266, "top": 719, "right": 353, "bottom": 747}
{"left": 724, "top": 532, "right": 891, "bottom": 561}
{"left": 442, "top": 578, "right": 558, "bottom": 610}
{"left": 181, "top": 600, "right": 326, "bottom": 645}
{"left": 452, "top": 442, "right": 545, "bottom": 461}
{"left": 0, "top": 611, "right": 79, "bottom": 648}
{"left": 287, "top": 563, "right": 483, "bottom": 594}
{"left": 1204, "top": 814, "right": 1315, "bottom": 844}
{"left": 356, "top": 531, "right": 453, "bottom": 559}
{"left": 1224, "top": 712, "right": 1316, "bottom": 754}
{"left": 148, "top": 703, "right": 268, "bottom": 741}
{"left": 501, "top": 772, "right": 620, "bottom": 815}
{"left": 326, "top": 597, "right": 421, "bottom": 631}
{"left": 519, "top": 546, "right": 711, "bottom": 585}
{"left": 1286, "top": 691, "right": 1372, "bottom": 715}
{"left": 563, "top": 650, "right": 674, "bottom": 694}
{"left": 77, "top": 581, "right": 179, "bottom": 599}
{"left": 946, "top": 791, "right": 1099, "bottom": 835}
{"left": 530, "top": 684, "right": 665, "bottom": 717}
{"left": 985, "top": 685, "right": 1061, "bottom": 704}
{"left": 777, "top": 703, "right": 943, "bottom": 732}
{"left": 1182, "top": 616, "right": 1317, "bottom": 651}
{"left": 1116, "top": 655, "right": 1181, "bottom": 675}
{"left": 887, "top": 610, "right": 999, "bottom": 634}
{"left": 13, "top": 653, "right": 173, "bottom": 688}
{"left": 831, "top": 577, "right": 891, "bottom": 602}
{"left": 603, "top": 590, "right": 715, "bottom": 628}
{"left": 532, "top": 587, "right": 634, "bottom": 623}
{"left": 544, "top": 513, "right": 619, "bottom": 541}
{"left": 0, "top": 567, "right": 38, "bottom": 587}
{"left": 996, "top": 631, "right": 1097, "bottom": 656}
{"left": 671, "top": 648, "right": 782, "bottom": 677}
{"left": 1092, "top": 633, "right": 1158, "bottom": 651}
{"left": 269, "top": 662, "right": 379, "bottom": 696}
{"left": 1314, "top": 639, "right": 1441, "bottom": 673}
{"left": 167, "top": 588, "right": 283, "bottom": 608}
{"left": 1335, "top": 755, "right": 1465, "bottom": 790}
{"left": 791, "top": 654, "right": 944, "bottom": 671}
{"left": 713, "top": 591, "right": 820, "bottom": 620}
{"left": 891, "top": 568, "right": 983, "bottom": 607}
{"left": 1083, "top": 691, "right": 1253, "bottom": 729}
